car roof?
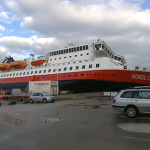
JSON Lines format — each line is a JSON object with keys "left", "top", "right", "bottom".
{"left": 121, "top": 88, "right": 150, "bottom": 92}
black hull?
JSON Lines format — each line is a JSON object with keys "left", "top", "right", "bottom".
{"left": 59, "top": 79, "right": 143, "bottom": 93}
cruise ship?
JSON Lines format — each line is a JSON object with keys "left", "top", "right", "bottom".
{"left": 0, "top": 39, "right": 150, "bottom": 94}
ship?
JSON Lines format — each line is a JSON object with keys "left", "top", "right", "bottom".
{"left": 0, "top": 39, "right": 150, "bottom": 94}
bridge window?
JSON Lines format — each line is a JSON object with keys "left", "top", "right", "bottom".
{"left": 83, "top": 45, "right": 85, "bottom": 50}
{"left": 86, "top": 45, "right": 88, "bottom": 49}
{"left": 80, "top": 46, "right": 82, "bottom": 51}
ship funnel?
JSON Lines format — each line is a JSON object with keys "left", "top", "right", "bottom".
{"left": 30, "top": 52, "right": 34, "bottom": 57}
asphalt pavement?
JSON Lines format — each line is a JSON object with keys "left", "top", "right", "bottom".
{"left": 0, "top": 98, "right": 150, "bottom": 150}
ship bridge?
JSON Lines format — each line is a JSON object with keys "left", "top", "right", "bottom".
{"left": 94, "top": 40, "right": 126, "bottom": 65}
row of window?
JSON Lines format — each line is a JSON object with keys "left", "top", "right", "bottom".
{"left": 121, "top": 91, "right": 150, "bottom": 99}
{"left": 0, "top": 73, "right": 115, "bottom": 83}
{"left": 0, "top": 64, "right": 100, "bottom": 78}
{"left": 49, "top": 45, "right": 88, "bottom": 56}
{"left": 124, "top": 66, "right": 147, "bottom": 71}
{"left": 50, "top": 53, "right": 89, "bottom": 61}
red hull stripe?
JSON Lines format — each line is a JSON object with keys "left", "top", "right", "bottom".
{"left": 1, "top": 70, "right": 150, "bottom": 85}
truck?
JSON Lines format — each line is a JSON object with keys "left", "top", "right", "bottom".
{"left": 11, "top": 89, "right": 32, "bottom": 100}
{"left": 2, "top": 89, "right": 32, "bottom": 100}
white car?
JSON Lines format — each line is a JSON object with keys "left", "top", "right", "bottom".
{"left": 112, "top": 88, "right": 150, "bottom": 117}
{"left": 29, "top": 92, "right": 55, "bottom": 103}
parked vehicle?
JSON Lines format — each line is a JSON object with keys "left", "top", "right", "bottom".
{"left": 29, "top": 92, "right": 55, "bottom": 103}
{"left": 2, "top": 89, "right": 32, "bottom": 100}
{"left": 112, "top": 88, "right": 150, "bottom": 117}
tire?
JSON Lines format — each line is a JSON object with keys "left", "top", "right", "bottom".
{"left": 125, "top": 106, "right": 138, "bottom": 118}
{"left": 29, "top": 99, "right": 33, "bottom": 104}
{"left": 43, "top": 98, "right": 47, "bottom": 103}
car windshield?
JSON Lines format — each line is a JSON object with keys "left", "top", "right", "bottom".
{"left": 43, "top": 93, "right": 51, "bottom": 96}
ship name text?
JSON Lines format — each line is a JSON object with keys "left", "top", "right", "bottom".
{"left": 131, "top": 74, "right": 150, "bottom": 81}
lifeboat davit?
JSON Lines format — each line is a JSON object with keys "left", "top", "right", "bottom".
{"left": 31, "top": 59, "right": 46, "bottom": 66}
{"left": 0, "top": 63, "right": 11, "bottom": 71}
{"left": 10, "top": 61, "right": 27, "bottom": 69}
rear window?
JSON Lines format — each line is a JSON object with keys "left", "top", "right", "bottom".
{"left": 120, "top": 91, "right": 134, "bottom": 98}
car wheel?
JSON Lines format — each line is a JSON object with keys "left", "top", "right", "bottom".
{"left": 29, "top": 99, "right": 33, "bottom": 104}
{"left": 125, "top": 106, "right": 138, "bottom": 118}
{"left": 43, "top": 98, "right": 47, "bottom": 103}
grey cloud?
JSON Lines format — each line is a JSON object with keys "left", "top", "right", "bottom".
{"left": 0, "top": 0, "right": 150, "bottom": 66}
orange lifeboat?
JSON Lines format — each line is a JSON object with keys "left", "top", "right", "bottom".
{"left": 31, "top": 59, "right": 46, "bottom": 66}
{"left": 0, "top": 63, "right": 11, "bottom": 71}
{"left": 10, "top": 61, "right": 27, "bottom": 69}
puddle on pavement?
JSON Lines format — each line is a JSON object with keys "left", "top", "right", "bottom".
{"left": 117, "top": 123, "right": 150, "bottom": 134}
{"left": 0, "top": 113, "right": 24, "bottom": 126}
{"left": 45, "top": 118, "right": 63, "bottom": 123}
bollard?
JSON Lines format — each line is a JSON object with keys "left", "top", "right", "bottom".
{"left": 23, "top": 98, "right": 29, "bottom": 104}
{"left": 8, "top": 98, "right": 16, "bottom": 105}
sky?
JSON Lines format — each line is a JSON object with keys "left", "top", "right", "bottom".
{"left": 0, "top": 0, "right": 150, "bottom": 66}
